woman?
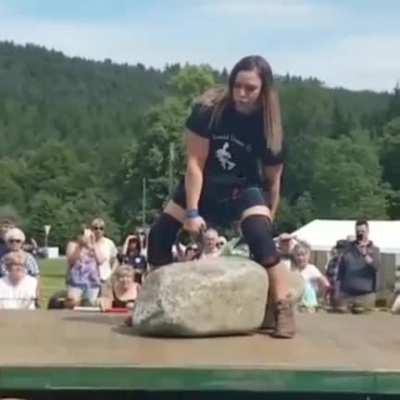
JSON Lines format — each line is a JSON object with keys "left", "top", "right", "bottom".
{"left": 201, "top": 228, "right": 223, "bottom": 258}
{"left": 0, "top": 251, "right": 38, "bottom": 310}
{"left": 148, "top": 55, "right": 295, "bottom": 338}
{"left": 292, "top": 241, "right": 330, "bottom": 311}
{"left": 121, "top": 234, "right": 147, "bottom": 283}
{"left": 0, "top": 228, "right": 40, "bottom": 278}
{"left": 65, "top": 232, "right": 102, "bottom": 308}
{"left": 97, "top": 265, "right": 140, "bottom": 311}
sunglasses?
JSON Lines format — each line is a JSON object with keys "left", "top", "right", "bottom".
{"left": 8, "top": 239, "right": 22, "bottom": 244}
{"left": 92, "top": 226, "right": 104, "bottom": 231}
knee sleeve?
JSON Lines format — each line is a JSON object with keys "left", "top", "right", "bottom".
{"left": 241, "top": 215, "right": 280, "bottom": 269}
{"left": 148, "top": 213, "right": 182, "bottom": 268}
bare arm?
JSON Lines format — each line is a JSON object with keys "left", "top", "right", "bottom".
{"left": 318, "top": 275, "right": 331, "bottom": 291}
{"left": 185, "top": 131, "right": 209, "bottom": 210}
{"left": 66, "top": 241, "right": 80, "bottom": 268}
{"left": 97, "top": 282, "right": 113, "bottom": 311}
{"left": 89, "top": 236, "right": 107, "bottom": 266}
{"left": 263, "top": 163, "right": 283, "bottom": 220}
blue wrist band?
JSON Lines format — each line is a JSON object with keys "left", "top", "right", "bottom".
{"left": 186, "top": 209, "right": 199, "bottom": 219}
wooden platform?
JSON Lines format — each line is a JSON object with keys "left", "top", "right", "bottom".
{"left": 0, "top": 310, "right": 400, "bottom": 396}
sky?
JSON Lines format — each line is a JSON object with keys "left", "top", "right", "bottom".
{"left": 0, "top": 0, "right": 399, "bottom": 92}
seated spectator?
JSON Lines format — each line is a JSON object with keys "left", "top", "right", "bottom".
{"left": 121, "top": 235, "right": 147, "bottom": 283}
{"left": 292, "top": 241, "right": 330, "bottom": 311}
{"left": 277, "top": 233, "right": 296, "bottom": 269}
{"left": 183, "top": 244, "right": 200, "bottom": 261}
{"left": 136, "top": 228, "right": 148, "bottom": 257}
{"left": 335, "top": 219, "right": 380, "bottom": 313}
{"left": 97, "top": 265, "right": 140, "bottom": 311}
{"left": 65, "top": 232, "right": 102, "bottom": 308}
{"left": 0, "top": 228, "right": 40, "bottom": 278}
{"left": 217, "top": 236, "right": 227, "bottom": 251}
{"left": 0, "top": 251, "right": 38, "bottom": 310}
{"left": 392, "top": 292, "right": 400, "bottom": 314}
{"left": 202, "top": 228, "right": 223, "bottom": 258}
{"left": 391, "top": 264, "right": 400, "bottom": 314}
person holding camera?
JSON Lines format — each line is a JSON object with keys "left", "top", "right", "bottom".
{"left": 335, "top": 220, "right": 381, "bottom": 312}
{"left": 65, "top": 231, "right": 103, "bottom": 308}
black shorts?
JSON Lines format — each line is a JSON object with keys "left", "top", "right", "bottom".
{"left": 172, "top": 179, "right": 269, "bottom": 227}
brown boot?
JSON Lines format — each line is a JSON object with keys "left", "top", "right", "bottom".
{"left": 258, "top": 294, "right": 276, "bottom": 332}
{"left": 271, "top": 298, "right": 296, "bottom": 339}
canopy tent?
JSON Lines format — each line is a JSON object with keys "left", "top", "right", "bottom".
{"left": 292, "top": 219, "right": 400, "bottom": 254}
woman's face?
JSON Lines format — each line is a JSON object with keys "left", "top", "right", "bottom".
{"left": 232, "top": 69, "right": 263, "bottom": 114}
{"left": 128, "top": 241, "right": 139, "bottom": 254}
{"left": 117, "top": 273, "right": 134, "bottom": 290}
{"left": 204, "top": 231, "right": 219, "bottom": 252}
{"left": 8, "top": 263, "right": 26, "bottom": 284}
{"left": 294, "top": 248, "right": 310, "bottom": 268}
{"left": 7, "top": 238, "right": 23, "bottom": 251}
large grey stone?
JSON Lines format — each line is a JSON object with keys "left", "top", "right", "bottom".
{"left": 133, "top": 257, "right": 269, "bottom": 337}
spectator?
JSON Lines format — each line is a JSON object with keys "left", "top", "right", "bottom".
{"left": 202, "top": 228, "right": 223, "bottom": 258}
{"left": 90, "top": 218, "right": 118, "bottom": 282}
{"left": 217, "top": 236, "right": 227, "bottom": 251}
{"left": 336, "top": 219, "right": 381, "bottom": 312}
{"left": 0, "top": 219, "right": 14, "bottom": 259}
{"left": 65, "top": 232, "right": 102, "bottom": 308}
{"left": 23, "top": 237, "right": 39, "bottom": 258}
{"left": 391, "top": 265, "right": 400, "bottom": 313}
{"left": 184, "top": 244, "right": 200, "bottom": 261}
{"left": 97, "top": 265, "right": 140, "bottom": 311}
{"left": 136, "top": 228, "right": 148, "bottom": 257}
{"left": 0, "top": 228, "right": 40, "bottom": 278}
{"left": 121, "top": 234, "right": 147, "bottom": 283}
{"left": 277, "top": 233, "right": 296, "bottom": 269}
{"left": 0, "top": 251, "right": 38, "bottom": 310}
{"left": 292, "top": 241, "right": 330, "bottom": 311}
{"left": 325, "top": 239, "right": 350, "bottom": 307}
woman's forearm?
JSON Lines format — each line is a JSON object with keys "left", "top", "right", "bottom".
{"left": 268, "top": 182, "right": 281, "bottom": 220}
{"left": 185, "top": 160, "right": 204, "bottom": 210}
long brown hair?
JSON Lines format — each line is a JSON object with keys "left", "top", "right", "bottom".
{"left": 197, "top": 55, "right": 283, "bottom": 154}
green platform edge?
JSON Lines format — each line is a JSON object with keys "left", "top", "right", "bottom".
{"left": 1, "top": 367, "right": 400, "bottom": 394}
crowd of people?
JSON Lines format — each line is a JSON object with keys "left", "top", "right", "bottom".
{"left": 0, "top": 217, "right": 229, "bottom": 311}
{"left": 276, "top": 219, "right": 389, "bottom": 314}
{"left": 1, "top": 216, "right": 398, "bottom": 316}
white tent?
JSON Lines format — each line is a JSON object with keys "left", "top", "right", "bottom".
{"left": 292, "top": 219, "right": 400, "bottom": 254}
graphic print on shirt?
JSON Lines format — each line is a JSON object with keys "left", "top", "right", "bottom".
{"left": 216, "top": 142, "right": 236, "bottom": 171}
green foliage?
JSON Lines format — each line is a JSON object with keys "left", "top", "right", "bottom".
{"left": 310, "top": 135, "right": 388, "bottom": 219}
{"left": 116, "top": 65, "right": 216, "bottom": 226}
{"left": 380, "top": 117, "right": 400, "bottom": 217}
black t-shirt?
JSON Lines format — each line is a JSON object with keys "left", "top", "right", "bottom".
{"left": 185, "top": 103, "right": 285, "bottom": 187}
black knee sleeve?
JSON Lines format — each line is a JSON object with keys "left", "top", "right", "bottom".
{"left": 148, "top": 213, "right": 182, "bottom": 268}
{"left": 241, "top": 215, "right": 280, "bottom": 269}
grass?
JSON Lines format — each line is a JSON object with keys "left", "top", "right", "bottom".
{"left": 39, "top": 258, "right": 67, "bottom": 308}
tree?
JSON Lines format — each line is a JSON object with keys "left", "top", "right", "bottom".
{"left": 310, "top": 135, "right": 388, "bottom": 219}
{"left": 116, "top": 66, "right": 216, "bottom": 225}
{"left": 380, "top": 117, "right": 400, "bottom": 217}
{"left": 387, "top": 84, "right": 400, "bottom": 120}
